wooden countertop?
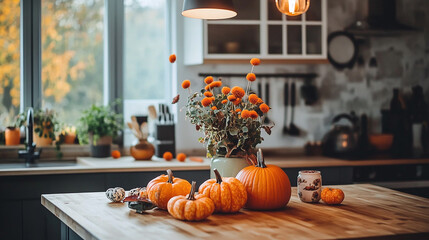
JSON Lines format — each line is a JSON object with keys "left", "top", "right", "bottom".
{"left": 1, "top": 155, "right": 429, "bottom": 176}
{"left": 41, "top": 184, "right": 429, "bottom": 240}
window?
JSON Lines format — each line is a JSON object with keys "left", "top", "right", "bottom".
{"left": 0, "top": 0, "right": 20, "bottom": 125}
{"left": 124, "top": 0, "right": 168, "bottom": 101}
{"left": 41, "top": 0, "right": 104, "bottom": 125}
{"left": 123, "top": 0, "right": 169, "bottom": 146}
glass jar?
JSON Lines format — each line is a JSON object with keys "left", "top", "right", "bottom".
{"left": 297, "top": 170, "right": 322, "bottom": 203}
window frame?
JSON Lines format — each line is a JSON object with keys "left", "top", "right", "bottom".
{"left": 19, "top": 0, "right": 172, "bottom": 144}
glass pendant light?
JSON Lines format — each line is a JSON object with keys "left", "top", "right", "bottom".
{"left": 275, "top": 0, "right": 310, "bottom": 16}
{"left": 182, "top": 0, "right": 237, "bottom": 20}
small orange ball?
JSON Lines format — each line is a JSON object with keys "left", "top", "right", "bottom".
{"left": 231, "top": 86, "right": 245, "bottom": 99}
{"left": 246, "top": 73, "right": 256, "bottom": 82}
{"left": 241, "top": 109, "right": 250, "bottom": 119}
{"left": 235, "top": 109, "right": 242, "bottom": 113}
{"left": 163, "top": 152, "right": 173, "bottom": 161}
{"left": 204, "top": 76, "right": 214, "bottom": 85}
{"left": 181, "top": 80, "right": 191, "bottom": 89}
{"left": 259, "top": 103, "right": 270, "bottom": 113}
{"left": 211, "top": 106, "right": 217, "bottom": 110}
{"left": 177, "top": 153, "right": 186, "bottom": 162}
{"left": 250, "top": 58, "right": 261, "bottom": 66}
{"left": 204, "top": 91, "right": 213, "bottom": 97}
{"left": 248, "top": 94, "right": 259, "bottom": 104}
{"left": 249, "top": 110, "right": 259, "bottom": 119}
{"left": 111, "top": 150, "right": 121, "bottom": 159}
{"left": 222, "top": 87, "right": 231, "bottom": 95}
{"left": 201, "top": 97, "right": 212, "bottom": 107}
{"left": 169, "top": 54, "right": 176, "bottom": 63}
{"left": 221, "top": 99, "right": 228, "bottom": 104}
{"left": 227, "top": 95, "right": 237, "bottom": 102}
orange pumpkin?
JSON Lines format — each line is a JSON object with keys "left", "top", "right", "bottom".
{"left": 236, "top": 149, "right": 291, "bottom": 210}
{"left": 198, "top": 168, "right": 247, "bottom": 213}
{"left": 167, "top": 181, "right": 215, "bottom": 221}
{"left": 147, "top": 169, "right": 191, "bottom": 210}
{"left": 321, "top": 187, "right": 345, "bottom": 205}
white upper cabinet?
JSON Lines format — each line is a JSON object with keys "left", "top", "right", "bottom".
{"left": 184, "top": 0, "right": 327, "bottom": 65}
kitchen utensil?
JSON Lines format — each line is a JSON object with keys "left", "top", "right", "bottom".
{"left": 369, "top": 134, "right": 394, "bottom": 152}
{"left": 148, "top": 105, "right": 157, "bottom": 120}
{"left": 300, "top": 78, "right": 318, "bottom": 105}
{"left": 322, "top": 112, "right": 359, "bottom": 158}
{"left": 282, "top": 81, "right": 289, "bottom": 135}
{"left": 264, "top": 80, "right": 271, "bottom": 124}
{"left": 131, "top": 116, "right": 143, "bottom": 138}
{"left": 288, "top": 82, "right": 300, "bottom": 136}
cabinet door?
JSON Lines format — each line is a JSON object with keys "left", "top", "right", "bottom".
{"left": 203, "top": 0, "right": 327, "bottom": 61}
{"left": 0, "top": 200, "right": 22, "bottom": 240}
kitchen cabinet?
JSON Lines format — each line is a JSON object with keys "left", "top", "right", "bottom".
{"left": 184, "top": 0, "right": 327, "bottom": 65}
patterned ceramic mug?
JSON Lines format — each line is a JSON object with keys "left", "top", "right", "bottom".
{"left": 297, "top": 170, "right": 322, "bottom": 203}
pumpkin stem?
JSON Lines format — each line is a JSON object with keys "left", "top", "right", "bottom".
{"left": 166, "top": 169, "right": 174, "bottom": 184}
{"left": 256, "top": 148, "right": 267, "bottom": 168}
{"left": 213, "top": 168, "right": 223, "bottom": 184}
{"left": 187, "top": 181, "right": 197, "bottom": 200}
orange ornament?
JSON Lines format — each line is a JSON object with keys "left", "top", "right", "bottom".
{"left": 231, "top": 86, "right": 245, "bottom": 99}
{"left": 211, "top": 106, "right": 217, "bottom": 110}
{"left": 246, "top": 73, "right": 256, "bottom": 82}
{"left": 210, "top": 81, "right": 222, "bottom": 88}
{"left": 221, "top": 99, "right": 228, "bottom": 104}
{"left": 111, "top": 150, "right": 121, "bottom": 159}
{"left": 169, "top": 54, "right": 176, "bottom": 63}
{"left": 198, "top": 169, "right": 247, "bottom": 213}
{"left": 248, "top": 94, "right": 259, "bottom": 104}
{"left": 250, "top": 58, "right": 261, "bottom": 66}
{"left": 204, "top": 76, "right": 214, "bottom": 84}
{"left": 236, "top": 149, "right": 291, "bottom": 210}
{"left": 147, "top": 169, "right": 192, "bottom": 210}
{"left": 177, "top": 153, "right": 187, "bottom": 162}
{"left": 321, "top": 188, "right": 345, "bottom": 205}
{"left": 204, "top": 91, "right": 213, "bottom": 97}
{"left": 259, "top": 103, "right": 270, "bottom": 113}
{"left": 181, "top": 80, "right": 191, "bottom": 89}
{"left": 163, "top": 151, "right": 173, "bottom": 161}
{"left": 222, "top": 87, "right": 231, "bottom": 95}
{"left": 201, "top": 97, "right": 212, "bottom": 107}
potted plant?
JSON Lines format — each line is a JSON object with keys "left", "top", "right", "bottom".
{"left": 32, "top": 109, "right": 60, "bottom": 147}
{"left": 176, "top": 58, "right": 273, "bottom": 177}
{"left": 0, "top": 109, "right": 25, "bottom": 146}
{"left": 77, "top": 103, "right": 122, "bottom": 158}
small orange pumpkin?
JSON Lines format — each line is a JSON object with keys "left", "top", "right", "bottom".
{"left": 236, "top": 149, "right": 291, "bottom": 210}
{"left": 199, "top": 168, "right": 247, "bottom": 213}
{"left": 167, "top": 181, "right": 215, "bottom": 221}
{"left": 321, "top": 187, "right": 345, "bottom": 205}
{"left": 147, "top": 169, "right": 191, "bottom": 210}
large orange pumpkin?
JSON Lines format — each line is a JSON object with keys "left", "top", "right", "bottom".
{"left": 198, "top": 168, "right": 247, "bottom": 213}
{"left": 147, "top": 169, "right": 191, "bottom": 210}
{"left": 321, "top": 187, "right": 345, "bottom": 205}
{"left": 167, "top": 181, "right": 215, "bottom": 221}
{"left": 236, "top": 149, "right": 291, "bottom": 210}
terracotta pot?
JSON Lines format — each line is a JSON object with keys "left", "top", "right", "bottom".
{"left": 33, "top": 124, "right": 54, "bottom": 146}
{"left": 64, "top": 133, "right": 76, "bottom": 144}
{"left": 130, "top": 140, "right": 155, "bottom": 160}
{"left": 89, "top": 135, "right": 112, "bottom": 158}
{"left": 5, "top": 127, "right": 20, "bottom": 146}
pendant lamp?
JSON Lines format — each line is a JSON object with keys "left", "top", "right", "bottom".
{"left": 276, "top": 0, "right": 310, "bottom": 16}
{"left": 182, "top": 0, "right": 237, "bottom": 20}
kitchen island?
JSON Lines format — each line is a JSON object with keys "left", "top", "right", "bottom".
{"left": 42, "top": 184, "right": 429, "bottom": 240}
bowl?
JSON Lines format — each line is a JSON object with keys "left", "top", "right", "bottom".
{"left": 369, "top": 134, "right": 394, "bottom": 152}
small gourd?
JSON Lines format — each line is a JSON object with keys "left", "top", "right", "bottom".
{"left": 129, "top": 187, "right": 148, "bottom": 199}
{"left": 236, "top": 149, "right": 291, "bottom": 210}
{"left": 167, "top": 181, "right": 215, "bottom": 221}
{"left": 198, "top": 168, "right": 247, "bottom": 213}
{"left": 106, "top": 187, "right": 126, "bottom": 202}
{"left": 321, "top": 187, "right": 345, "bottom": 205}
{"left": 147, "top": 169, "right": 192, "bottom": 210}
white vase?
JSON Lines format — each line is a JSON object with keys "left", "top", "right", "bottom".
{"left": 210, "top": 156, "right": 250, "bottom": 178}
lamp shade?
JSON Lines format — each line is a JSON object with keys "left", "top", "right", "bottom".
{"left": 182, "top": 0, "right": 237, "bottom": 20}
